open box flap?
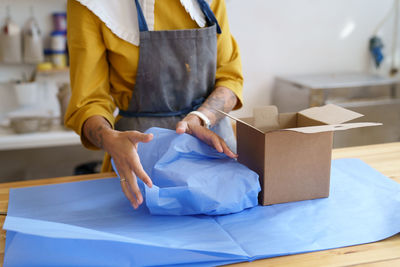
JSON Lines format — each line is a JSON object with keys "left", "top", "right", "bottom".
{"left": 253, "top": 106, "right": 279, "bottom": 130}
{"left": 217, "top": 110, "right": 264, "bottom": 133}
{"left": 218, "top": 107, "right": 282, "bottom": 133}
{"left": 282, "top": 122, "right": 382, "bottom": 134}
{"left": 298, "top": 104, "right": 364, "bottom": 125}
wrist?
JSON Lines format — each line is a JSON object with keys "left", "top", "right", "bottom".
{"left": 188, "top": 111, "right": 211, "bottom": 129}
{"left": 83, "top": 116, "right": 115, "bottom": 150}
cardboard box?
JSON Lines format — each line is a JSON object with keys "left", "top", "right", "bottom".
{"left": 227, "top": 104, "right": 381, "bottom": 205}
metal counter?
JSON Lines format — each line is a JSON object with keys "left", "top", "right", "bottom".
{"left": 273, "top": 73, "right": 400, "bottom": 147}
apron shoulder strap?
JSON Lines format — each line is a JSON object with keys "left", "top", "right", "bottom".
{"left": 134, "top": 0, "right": 149, "bottom": 32}
{"left": 196, "top": 0, "right": 222, "bottom": 34}
{"left": 134, "top": 0, "right": 221, "bottom": 34}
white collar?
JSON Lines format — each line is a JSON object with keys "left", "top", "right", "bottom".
{"left": 75, "top": 0, "right": 213, "bottom": 46}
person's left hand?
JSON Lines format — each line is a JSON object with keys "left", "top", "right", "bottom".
{"left": 176, "top": 114, "right": 237, "bottom": 158}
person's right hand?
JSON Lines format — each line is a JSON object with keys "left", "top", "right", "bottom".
{"left": 102, "top": 129, "right": 154, "bottom": 209}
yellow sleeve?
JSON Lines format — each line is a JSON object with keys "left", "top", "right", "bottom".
{"left": 65, "top": 0, "right": 116, "bottom": 150}
{"left": 211, "top": 0, "right": 243, "bottom": 110}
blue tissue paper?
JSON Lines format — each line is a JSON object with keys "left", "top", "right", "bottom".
{"left": 3, "top": 159, "right": 400, "bottom": 266}
{"left": 112, "top": 127, "right": 261, "bottom": 215}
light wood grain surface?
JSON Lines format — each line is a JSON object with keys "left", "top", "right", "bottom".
{"left": 1, "top": 143, "right": 399, "bottom": 266}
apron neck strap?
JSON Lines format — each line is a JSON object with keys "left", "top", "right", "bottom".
{"left": 135, "top": 0, "right": 149, "bottom": 32}
{"left": 135, "top": 0, "right": 221, "bottom": 34}
{"left": 196, "top": 0, "right": 221, "bottom": 34}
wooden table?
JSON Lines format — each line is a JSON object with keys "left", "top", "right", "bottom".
{"left": 1, "top": 142, "right": 399, "bottom": 266}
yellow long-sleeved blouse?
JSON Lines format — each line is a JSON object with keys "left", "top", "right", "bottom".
{"left": 65, "top": 0, "right": 243, "bottom": 171}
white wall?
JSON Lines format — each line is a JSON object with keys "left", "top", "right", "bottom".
{"left": 1, "top": 0, "right": 396, "bottom": 116}
{"left": 226, "top": 0, "right": 396, "bottom": 117}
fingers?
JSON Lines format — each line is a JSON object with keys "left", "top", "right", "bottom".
{"left": 117, "top": 165, "right": 143, "bottom": 209}
{"left": 189, "top": 125, "right": 238, "bottom": 158}
{"left": 210, "top": 134, "right": 223, "bottom": 153}
{"left": 118, "top": 161, "right": 148, "bottom": 209}
{"left": 127, "top": 131, "right": 153, "bottom": 144}
{"left": 220, "top": 139, "right": 238, "bottom": 158}
{"left": 121, "top": 149, "right": 152, "bottom": 209}
{"left": 125, "top": 172, "right": 143, "bottom": 209}
{"left": 209, "top": 134, "right": 237, "bottom": 158}
{"left": 119, "top": 164, "right": 150, "bottom": 210}
{"left": 119, "top": 131, "right": 154, "bottom": 187}
{"left": 176, "top": 120, "right": 188, "bottom": 134}
{"left": 128, "top": 150, "right": 153, "bottom": 188}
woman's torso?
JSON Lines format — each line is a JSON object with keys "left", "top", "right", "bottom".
{"left": 101, "top": 0, "right": 202, "bottom": 112}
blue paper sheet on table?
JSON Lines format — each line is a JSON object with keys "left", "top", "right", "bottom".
{"left": 3, "top": 152, "right": 400, "bottom": 265}
{"left": 112, "top": 127, "right": 260, "bottom": 216}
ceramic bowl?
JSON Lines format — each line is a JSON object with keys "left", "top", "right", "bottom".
{"left": 10, "top": 116, "right": 43, "bottom": 134}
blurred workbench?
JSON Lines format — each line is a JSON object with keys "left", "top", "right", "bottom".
{"left": 0, "top": 142, "right": 399, "bottom": 266}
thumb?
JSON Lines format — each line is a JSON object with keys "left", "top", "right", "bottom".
{"left": 127, "top": 131, "right": 153, "bottom": 143}
{"left": 176, "top": 121, "right": 188, "bottom": 134}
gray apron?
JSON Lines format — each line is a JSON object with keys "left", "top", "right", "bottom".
{"left": 115, "top": 0, "right": 236, "bottom": 151}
